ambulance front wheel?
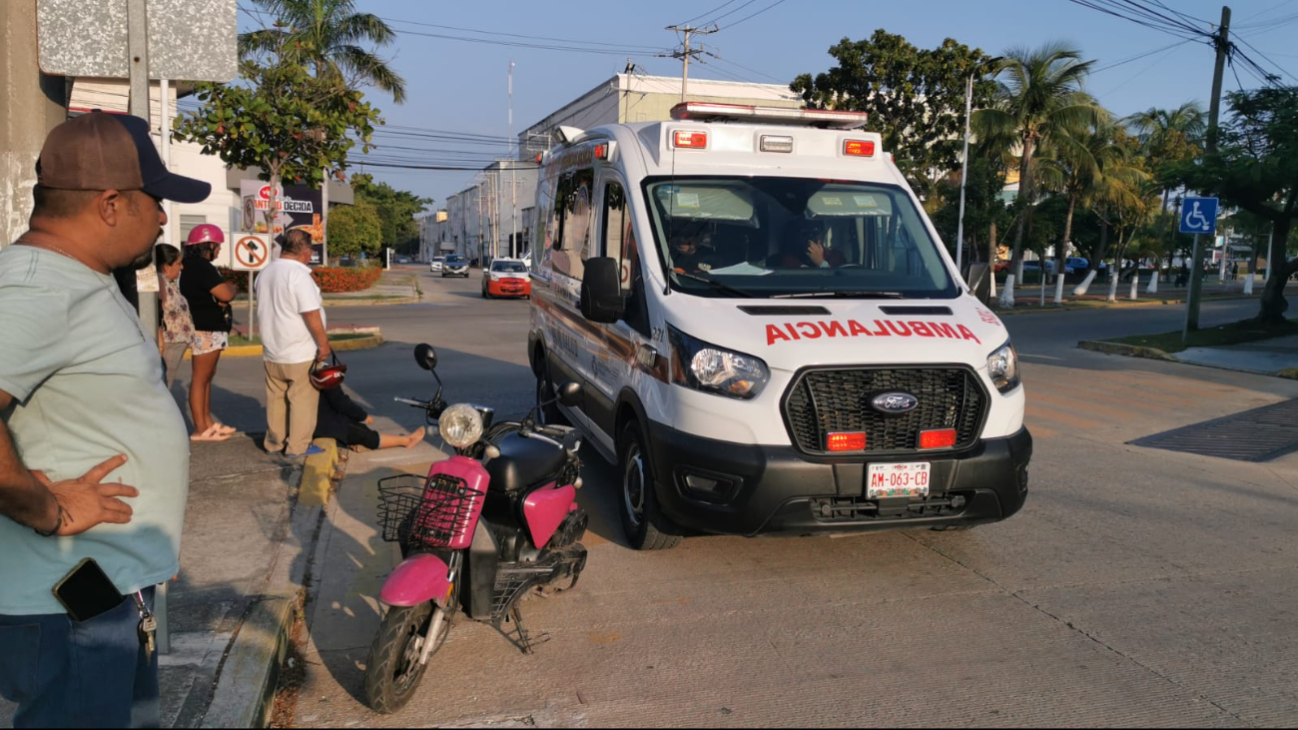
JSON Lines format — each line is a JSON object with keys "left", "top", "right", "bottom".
{"left": 618, "top": 421, "right": 683, "bottom": 551}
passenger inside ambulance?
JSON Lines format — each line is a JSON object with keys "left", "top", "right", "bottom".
{"left": 769, "top": 219, "right": 847, "bottom": 269}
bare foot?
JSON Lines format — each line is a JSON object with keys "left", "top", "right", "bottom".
{"left": 404, "top": 428, "right": 426, "bottom": 448}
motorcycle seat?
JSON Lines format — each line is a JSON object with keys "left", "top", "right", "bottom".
{"left": 485, "top": 431, "right": 568, "bottom": 493}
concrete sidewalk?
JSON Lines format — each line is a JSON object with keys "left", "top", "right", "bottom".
{"left": 0, "top": 436, "right": 319, "bottom": 729}
{"left": 1175, "top": 333, "right": 1298, "bottom": 376}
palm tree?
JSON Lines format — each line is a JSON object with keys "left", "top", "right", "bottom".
{"left": 975, "top": 42, "right": 1102, "bottom": 281}
{"left": 239, "top": 0, "right": 406, "bottom": 103}
{"left": 1125, "top": 101, "right": 1206, "bottom": 209}
{"left": 1037, "top": 118, "right": 1148, "bottom": 298}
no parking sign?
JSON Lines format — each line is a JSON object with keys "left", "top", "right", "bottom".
{"left": 231, "top": 233, "right": 270, "bottom": 272}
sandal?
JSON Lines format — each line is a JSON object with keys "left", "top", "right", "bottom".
{"left": 213, "top": 423, "right": 238, "bottom": 436}
{"left": 190, "top": 425, "right": 232, "bottom": 442}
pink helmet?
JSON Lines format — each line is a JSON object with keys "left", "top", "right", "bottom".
{"left": 186, "top": 223, "right": 225, "bottom": 246}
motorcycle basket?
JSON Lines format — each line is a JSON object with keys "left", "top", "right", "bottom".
{"left": 377, "top": 473, "right": 486, "bottom": 549}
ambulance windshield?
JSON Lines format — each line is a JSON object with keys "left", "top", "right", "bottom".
{"left": 644, "top": 177, "right": 958, "bottom": 299}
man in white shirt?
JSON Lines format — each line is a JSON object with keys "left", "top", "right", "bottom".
{"left": 256, "top": 229, "right": 331, "bottom": 457}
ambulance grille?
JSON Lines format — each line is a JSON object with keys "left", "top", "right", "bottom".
{"left": 783, "top": 367, "right": 987, "bottom": 455}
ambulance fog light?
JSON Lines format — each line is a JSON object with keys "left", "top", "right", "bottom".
{"left": 668, "top": 326, "right": 769, "bottom": 400}
{"left": 987, "top": 340, "right": 1021, "bottom": 393}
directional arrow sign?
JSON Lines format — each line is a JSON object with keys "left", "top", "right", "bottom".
{"left": 1179, "top": 196, "right": 1219, "bottom": 235}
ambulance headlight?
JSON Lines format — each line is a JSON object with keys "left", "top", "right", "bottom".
{"left": 438, "top": 403, "right": 484, "bottom": 448}
{"left": 987, "top": 340, "right": 1021, "bottom": 393}
{"left": 669, "top": 326, "right": 769, "bottom": 399}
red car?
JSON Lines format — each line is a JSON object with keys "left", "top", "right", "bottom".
{"left": 482, "top": 258, "right": 532, "bottom": 299}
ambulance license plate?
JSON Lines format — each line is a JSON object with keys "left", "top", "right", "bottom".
{"left": 867, "top": 462, "right": 931, "bottom": 499}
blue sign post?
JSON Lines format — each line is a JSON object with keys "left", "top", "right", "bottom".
{"left": 1179, "top": 196, "right": 1219, "bottom": 235}
{"left": 1182, "top": 196, "right": 1219, "bottom": 340}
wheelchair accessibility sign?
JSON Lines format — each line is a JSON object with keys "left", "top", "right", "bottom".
{"left": 1179, "top": 197, "right": 1218, "bottom": 235}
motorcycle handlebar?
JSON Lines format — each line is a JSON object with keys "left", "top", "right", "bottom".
{"left": 393, "top": 397, "right": 428, "bottom": 408}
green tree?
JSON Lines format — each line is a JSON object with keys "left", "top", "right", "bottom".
{"left": 1126, "top": 101, "right": 1206, "bottom": 210}
{"left": 326, "top": 197, "right": 383, "bottom": 259}
{"left": 1037, "top": 118, "right": 1148, "bottom": 286}
{"left": 350, "top": 174, "right": 433, "bottom": 252}
{"left": 792, "top": 30, "right": 997, "bottom": 202}
{"left": 239, "top": 0, "right": 406, "bottom": 102}
{"left": 1178, "top": 87, "right": 1298, "bottom": 324}
{"left": 173, "top": 29, "right": 381, "bottom": 238}
{"left": 974, "top": 42, "right": 1102, "bottom": 279}
{"left": 930, "top": 150, "right": 1012, "bottom": 267}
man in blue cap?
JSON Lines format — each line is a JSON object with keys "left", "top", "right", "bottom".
{"left": 0, "top": 110, "right": 211, "bottom": 728}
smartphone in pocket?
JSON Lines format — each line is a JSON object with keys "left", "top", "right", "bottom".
{"left": 52, "top": 558, "right": 124, "bottom": 622}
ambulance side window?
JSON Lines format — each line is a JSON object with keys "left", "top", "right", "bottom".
{"left": 602, "top": 180, "right": 650, "bottom": 337}
{"left": 552, "top": 167, "right": 594, "bottom": 281}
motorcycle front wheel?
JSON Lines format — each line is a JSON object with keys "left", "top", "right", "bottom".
{"left": 363, "top": 602, "right": 451, "bottom": 713}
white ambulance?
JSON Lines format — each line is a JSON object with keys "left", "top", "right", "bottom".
{"left": 527, "top": 102, "right": 1030, "bottom": 550}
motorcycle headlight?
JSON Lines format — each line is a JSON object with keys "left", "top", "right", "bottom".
{"left": 987, "top": 340, "right": 1021, "bottom": 393}
{"left": 669, "top": 326, "right": 769, "bottom": 399}
{"left": 438, "top": 403, "right": 484, "bottom": 448}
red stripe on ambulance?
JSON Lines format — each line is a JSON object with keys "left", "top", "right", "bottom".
{"left": 766, "top": 320, "right": 981, "bottom": 346}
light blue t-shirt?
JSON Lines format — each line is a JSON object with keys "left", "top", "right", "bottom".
{"left": 0, "top": 245, "right": 190, "bottom": 615}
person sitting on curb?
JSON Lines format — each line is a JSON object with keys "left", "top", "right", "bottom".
{"left": 311, "top": 359, "right": 425, "bottom": 451}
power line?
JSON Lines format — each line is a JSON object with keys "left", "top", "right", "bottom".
{"left": 377, "top": 16, "right": 663, "bottom": 52}
{"left": 1091, "top": 39, "right": 1195, "bottom": 73}
{"left": 720, "top": 0, "right": 790, "bottom": 29}
{"left": 676, "top": 0, "right": 743, "bottom": 27}
{"left": 700, "top": 0, "right": 763, "bottom": 26}
{"left": 704, "top": 51, "right": 786, "bottom": 83}
{"left": 381, "top": 26, "right": 666, "bottom": 56}
{"left": 1239, "top": 0, "right": 1298, "bottom": 22}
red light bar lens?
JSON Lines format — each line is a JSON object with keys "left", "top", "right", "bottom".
{"left": 844, "top": 140, "right": 876, "bottom": 157}
{"left": 673, "top": 131, "right": 708, "bottom": 149}
{"left": 827, "top": 432, "right": 867, "bottom": 452}
{"left": 919, "top": 429, "right": 957, "bottom": 449}
{"left": 594, "top": 144, "right": 608, "bottom": 160}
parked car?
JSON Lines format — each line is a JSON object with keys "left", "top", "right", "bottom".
{"left": 442, "top": 254, "right": 469, "bottom": 278}
{"left": 481, "top": 258, "right": 532, "bottom": 299}
{"left": 429, "top": 256, "right": 445, "bottom": 273}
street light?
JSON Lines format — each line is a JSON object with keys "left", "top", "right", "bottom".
{"left": 955, "top": 56, "right": 1003, "bottom": 281}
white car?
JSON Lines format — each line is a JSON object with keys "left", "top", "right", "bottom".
{"left": 528, "top": 102, "right": 1030, "bottom": 551}
{"left": 429, "top": 256, "right": 445, "bottom": 273}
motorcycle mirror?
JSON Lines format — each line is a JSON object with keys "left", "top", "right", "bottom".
{"left": 413, "top": 344, "right": 438, "bottom": 371}
{"left": 558, "top": 381, "right": 583, "bottom": 407}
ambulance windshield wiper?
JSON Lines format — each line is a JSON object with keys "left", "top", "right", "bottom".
{"left": 672, "top": 271, "right": 757, "bottom": 298}
{"left": 773, "top": 290, "right": 906, "bottom": 299}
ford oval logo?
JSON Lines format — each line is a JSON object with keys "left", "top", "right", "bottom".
{"left": 871, "top": 392, "right": 919, "bottom": 414}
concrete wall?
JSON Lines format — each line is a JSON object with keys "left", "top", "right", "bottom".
{"left": 1, "top": 1, "right": 68, "bottom": 247}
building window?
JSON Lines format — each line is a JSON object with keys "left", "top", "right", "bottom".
{"left": 179, "top": 215, "right": 207, "bottom": 243}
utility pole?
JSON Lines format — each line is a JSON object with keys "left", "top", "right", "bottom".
{"left": 663, "top": 24, "right": 717, "bottom": 102}
{"left": 509, "top": 61, "right": 518, "bottom": 259}
{"left": 1185, "top": 5, "right": 1231, "bottom": 336}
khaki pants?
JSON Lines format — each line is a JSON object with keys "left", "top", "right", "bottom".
{"left": 263, "top": 360, "right": 320, "bottom": 455}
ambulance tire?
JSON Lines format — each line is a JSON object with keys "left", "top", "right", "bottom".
{"left": 618, "top": 421, "right": 683, "bottom": 551}
{"left": 535, "top": 355, "right": 568, "bottom": 427}
{"left": 930, "top": 525, "right": 975, "bottom": 532}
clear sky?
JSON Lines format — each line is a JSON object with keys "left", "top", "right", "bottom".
{"left": 242, "top": 0, "right": 1298, "bottom": 211}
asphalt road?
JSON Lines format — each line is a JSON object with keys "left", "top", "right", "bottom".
{"left": 207, "top": 268, "right": 1298, "bottom": 728}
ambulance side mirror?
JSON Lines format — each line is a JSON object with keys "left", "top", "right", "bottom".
{"left": 580, "top": 257, "right": 624, "bottom": 324}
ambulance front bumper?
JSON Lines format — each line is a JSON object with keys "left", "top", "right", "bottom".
{"left": 647, "top": 422, "right": 1032, "bottom": 537}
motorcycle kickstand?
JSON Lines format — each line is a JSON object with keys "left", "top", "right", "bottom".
{"left": 505, "top": 605, "right": 550, "bottom": 655}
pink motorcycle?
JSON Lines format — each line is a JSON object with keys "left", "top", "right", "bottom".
{"left": 364, "top": 344, "right": 589, "bottom": 713}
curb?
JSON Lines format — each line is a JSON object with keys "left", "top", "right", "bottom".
{"left": 300, "top": 438, "right": 341, "bottom": 507}
{"left": 187, "top": 331, "right": 385, "bottom": 360}
{"left": 991, "top": 294, "right": 1257, "bottom": 316}
{"left": 200, "top": 596, "right": 293, "bottom": 729}
{"left": 231, "top": 295, "right": 419, "bottom": 309}
{"left": 201, "top": 440, "right": 350, "bottom": 728}
{"left": 1077, "top": 340, "right": 1178, "bottom": 361}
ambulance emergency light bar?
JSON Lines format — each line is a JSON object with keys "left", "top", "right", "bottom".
{"left": 669, "top": 102, "right": 869, "bottom": 130}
